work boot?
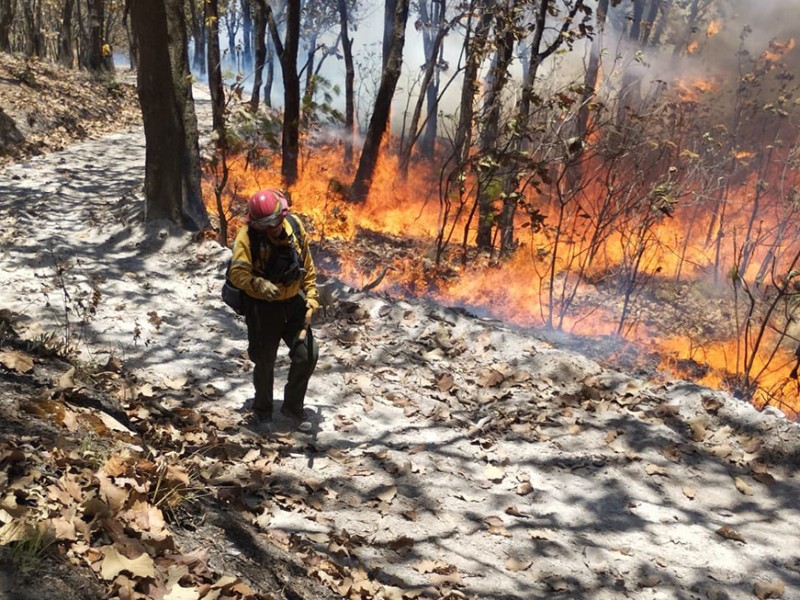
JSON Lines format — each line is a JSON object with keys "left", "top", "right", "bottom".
{"left": 280, "top": 404, "right": 312, "bottom": 432}
{"left": 246, "top": 408, "right": 273, "bottom": 433}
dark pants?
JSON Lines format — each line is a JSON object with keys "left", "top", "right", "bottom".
{"left": 244, "top": 294, "right": 319, "bottom": 416}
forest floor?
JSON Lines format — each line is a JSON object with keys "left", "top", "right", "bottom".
{"left": 1, "top": 55, "right": 799, "bottom": 600}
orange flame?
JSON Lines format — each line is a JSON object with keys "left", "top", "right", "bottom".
{"left": 706, "top": 19, "right": 722, "bottom": 38}
{"left": 675, "top": 76, "right": 719, "bottom": 103}
{"left": 762, "top": 38, "right": 796, "bottom": 64}
{"left": 204, "top": 77, "right": 800, "bottom": 419}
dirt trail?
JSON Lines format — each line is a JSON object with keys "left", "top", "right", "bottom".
{"left": 1, "top": 103, "right": 799, "bottom": 600}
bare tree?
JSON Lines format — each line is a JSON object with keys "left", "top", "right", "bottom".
{"left": 58, "top": 0, "right": 76, "bottom": 67}
{"left": 129, "top": 0, "right": 209, "bottom": 230}
{"left": 349, "top": 0, "right": 411, "bottom": 202}
{"left": 0, "top": 0, "right": 14, "bottom": 53}
{"left": 267, "top": 0, "right": 301, "bottom": 185}
{"left": 249, "top": 0, "right": 267, "bottom": 111}
{"left": 338, "top": 0, "right": 355, "bottom": 165}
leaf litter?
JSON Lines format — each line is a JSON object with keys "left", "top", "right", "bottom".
{"left": 0, "top": 82, "right": 799, "bottom": 600}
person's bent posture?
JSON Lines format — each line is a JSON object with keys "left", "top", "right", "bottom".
{"left": 229, "top": 189, "right": 320, "bottom": 430}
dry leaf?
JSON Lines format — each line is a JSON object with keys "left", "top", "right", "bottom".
{"left": 638, "top": 575, "right": 662, "bottom": 588}
{"left": 484, "top": 516, "right": 505, "bottom": 528}
{"left": 544, "top": 577, "right": 569, "bottom": 592}
{"left": 436, "top": 373, "right": 455, "bottom": 392}
{"left": 516, "top": 481, "right": 533, "bottom": 496}
{"left": 662, "top": 445, "right": 682, "bottom": 462}
{"left": 375, "top": 485, "right": 397, "bottom": 503}
{"left": 478, "top": 368, "right": 505, "bottom": 387}
{"left": 161, "top": 374, "right": 187, "bottom": 390}
{"left": 702, "top": 396, "right": 722, "bottom": 413}
{"left": 58, "top": 366, "right": 76, "bottom": 389}
{"left": 421, "top": 348, "right": 444, "bottom": 361}
{"left": 164, "top": 584, "right": 200, "bottom": 600}
{"left": 0, "top": 350, "right": 34, "bottom": 373}
{"left": 645, "top": 464, "right": 668, "bottom": 477}
{"left": 430, "top": 570, "right": 462, "bottom": 586}
{"left": 734, "top": 477, "right": 754, "bottom": 496}
{"left": 0, "top": 519, "right": 36, "bottom": 545}
{"left": 689, "top": 418, "right": 707, "bottom": 442}
{"left": 753, "top": 471, "right": 776, "bottom": 486}
{"left": 682, "top": 486, "right": 696, "bottom": 500}
{"left": 505, "top": 558, "right": 532, "bottom": 572}
{"left": 484, "top": 465, "right": 505, "bottom": 482}
{"left": 100, "top": 546, "right": 155, "bottom": 580}
{"left": 753, "top": 579, "right": 785, "bottom": 599}
{"left": 715, "top": 525, "right": 746, "bottom": 543}
{"left": 414, "top": 559, "right": 439, "bottom": 574}
{"left": 387, "top": 536, "right": 414, "bottom": 554}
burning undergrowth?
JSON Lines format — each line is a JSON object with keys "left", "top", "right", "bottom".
{"left": 202, "top": 31, "right": 800, "bottom": 419}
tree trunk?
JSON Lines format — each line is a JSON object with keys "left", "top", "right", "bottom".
{"left": 249, "top": 0, "right": 267, "bottom": 111}
{"left": 338, "top": 0, "right": 355, "bottom": 166}
{"left": 350, "top": 0, "right": 411, "bottom": 202}
{"left": 207, "top": 0, "right": 225, "bottom": 136}
{"left": 421, "top": 38, "right": 442, "bottom": 157}
{"left": 399, "top": 0, "right": 448, "bottom": 174}
{"left": 123, "top": 6, "right": 138, "bottom": 69}
{"left": 475, "top": 2, "right": 515, "bottom": 250}
{"left": 129, "top": 0, "right": 209, "bottom": 231}
{"left": 264, "top": 36, "right": 274, "bottom": 107}
{"left": 59, "top": 0, "right": 76, "bottom": 67}
{"left": 188, "top": 0, "right": 206, "bottom": 75}
{"left": 267, "top": 0, "right": 301, "bottom": 186}
{"left": 242, "top": 0, "right": 253, "bottom": 72}
{"left": 87, "top": 0, "right": 107, "bottom": 71}
{"left": 616, "top": 0, "right": 646, "bottom": 129}
{"left": 575, "top": 0, "right": 608, "bottom": 143}
{"left": 0, "top": 0, "right": 14, "bottom": 53}
{"left": 421, "top": 0, "right": 444, "bottom": 157}
{"left": 303, "top": 31, "right": 317, "bottom": 108}
{"left": 207, "top": 0, "right": 230, "bottom": 245}
{"left": 21, "top": 1, "right": 41, "bottom": 57}
{"left": 452, "top": 0, "right": 492, "bottom": 178}
{"left": 640, "top": 0, "right": 661, "bottom": 46}
{"left": 382, "top": 0, "right": 396, "bottom": 69}
{"left": 225, "top": 1, "right": 237, "bottom": 66}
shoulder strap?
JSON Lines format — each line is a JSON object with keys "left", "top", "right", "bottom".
{"left": 247, "top": 227, "right": 265, "bottom": 274}
{"left": 285, "top": 213, "right": 306, "bottom": 258}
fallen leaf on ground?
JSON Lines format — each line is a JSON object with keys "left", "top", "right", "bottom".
{"left": 484, "top": 465, "right": 505, "bottom": 482}
{"left": 645, "top": 464, "right": 668, "bottom": 477}
{"left": 0, "top": 350, "right": 34, "bottom": 373}
{"left": 516, "top": 481, "right": 533, "bottom": 496}
{"left": 734, "top": 477, "right": 754, "bottom": 496}
{"left": 387, "top": 535, "right": 414, "bottom": 554}
{"left": 638, "top": 575, "right": 662, "bottom": 588}
{"left": 375, "top": 485, "right": 397, "bottom": 503}
{"left": 100, "top": 546, "right": 155, "bottom": 580}
{"left": 543, "top": 577, "right": 569, "bottom": 592}
{"left": 753, "top": 579, "right": 785, "bottom": 599}
{"left": 506, "top": 557, "right": 532, "bottom": 572}
{"left": 689, "top": 417, "right": 708, "bottom": 442}
{"left": 682, "top": 486, "right": 696, "bottom": 500}
{"left": 716, "top": 526, "right": 746, "bottom": 543}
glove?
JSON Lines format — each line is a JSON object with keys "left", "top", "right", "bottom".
{"left": 306, "top": 297, "right": 320, "bottom": 318}
{"left": 253, "top": 277, "right": 279, "bottom": 300}
{"left": 299, "top": 299, "right": 319, "bottom": 341}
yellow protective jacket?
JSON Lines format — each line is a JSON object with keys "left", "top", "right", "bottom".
{"left": 229, "top": 216, "right": 319, "bottom": 309}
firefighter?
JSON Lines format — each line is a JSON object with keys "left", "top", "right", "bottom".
{"left": 229, "top": 189, "right": 320, "bottom": 431}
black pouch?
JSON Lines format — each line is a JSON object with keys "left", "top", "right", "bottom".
{"left": 222, "top": 280, "right": 244, "bottom": 314}
{"left": 222, "top": 258, "right": 245, "bottom": 315}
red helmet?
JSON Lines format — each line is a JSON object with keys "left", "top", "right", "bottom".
{"left": 248, "top": 189, "right": 288, "bottom": 230}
